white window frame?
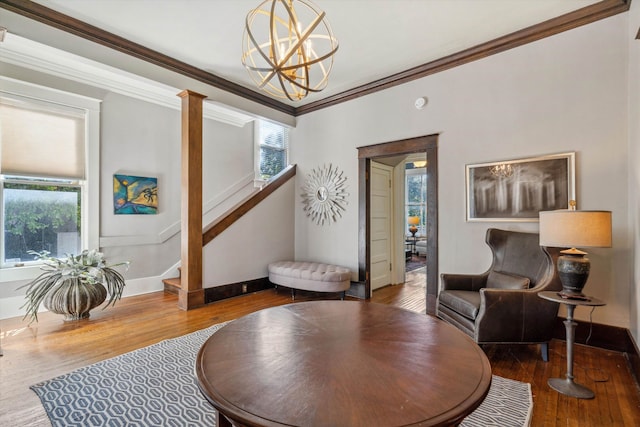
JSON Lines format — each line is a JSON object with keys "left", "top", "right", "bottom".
{"left": 405, "top": 166, "right": 427, "bottom": 237}
{"left": 0, "top": 77, "right": 100, "bottom": 283}
{"left": 253, "top": 119, "right": 289, "bottom": 186}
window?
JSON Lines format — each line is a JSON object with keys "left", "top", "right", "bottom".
{"left": 3, "top": 179, "right": 81, "bottom": 264}
{"left": 0, "top": 78, "right": 99, "bottom": 277}
{"left": 405, "top": 164, "right": 427, "bottom": 236}
{"left": 255, "top": 120, "right": 289, "bottom": 182}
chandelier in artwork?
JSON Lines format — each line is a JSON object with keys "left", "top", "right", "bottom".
{"left": 490, "top": 163, "right": 514, "bottom": 178}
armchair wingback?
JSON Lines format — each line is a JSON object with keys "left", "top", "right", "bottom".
{"left": 437, "top": 228, "right": 562, "bottom": 360}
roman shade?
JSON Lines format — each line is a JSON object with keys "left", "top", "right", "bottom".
{"left": 0, "top": 97, "right": 86, "bottom": 180}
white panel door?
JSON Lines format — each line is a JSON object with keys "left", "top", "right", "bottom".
{"left": 370, "top": 162, "right": 393, "bottom": 291}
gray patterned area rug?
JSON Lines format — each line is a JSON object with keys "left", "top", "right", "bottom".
{"left": 31, "top": 323, "right": 532, "bottom": 427}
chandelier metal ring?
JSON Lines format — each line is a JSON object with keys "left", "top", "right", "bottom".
{"left": 242, "top": 0, "right": 339, "bottom": 101}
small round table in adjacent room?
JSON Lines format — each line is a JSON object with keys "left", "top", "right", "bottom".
{"left": 538, "top": 291, "right": 606, "bottom": 399}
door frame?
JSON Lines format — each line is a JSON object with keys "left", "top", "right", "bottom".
{"left": 357, "top": 134, "right": 439, "bottom": 315}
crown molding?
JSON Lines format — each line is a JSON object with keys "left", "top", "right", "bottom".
{"left": 0, "top": 32, "right": 255, "bottom": 127}
{"left": 0, "top": 0, "right": 631, "bottom": 117}
{"left": 0, "top": 0, "right": 295, "bottom": 116}
{"left": 296, "top": 0, "right": 631, "bottom": 115}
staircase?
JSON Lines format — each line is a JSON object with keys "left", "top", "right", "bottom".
{"left": 162, "top": 165, "right": 296, "bottom": 297}
{"left": 163, "top": 268, "right": 181, "bottom": 294}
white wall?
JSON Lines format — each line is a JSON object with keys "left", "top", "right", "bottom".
{"left": 0, "top": 64, "right": 296, "bottom": 319}
{"left": 203, "top": 180, "right": 295, "bottom": 286}
{"left": 98, "top": 92, "right": 182, "bottom": 277}
{"left": 97, "top": 91, "right": 256, "bottom": 279}
{"left": 292, "top": 13, "right": 631, "bottom": 328}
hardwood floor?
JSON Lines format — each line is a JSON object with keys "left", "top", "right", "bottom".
{"left": 1, "top": 269, "right": 639, "bottom": 426}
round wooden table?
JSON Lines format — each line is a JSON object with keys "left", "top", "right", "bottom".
{"left": 196, "top": 301, "right": 492, "bottom": 427}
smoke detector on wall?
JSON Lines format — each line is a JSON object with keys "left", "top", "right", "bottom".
{"left": 414, "top": 97, "right": 427, "bottom": 110}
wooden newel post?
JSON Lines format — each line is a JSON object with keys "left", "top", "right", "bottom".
{"left": 177, "top": 90, "right": 206, "bottom": 310}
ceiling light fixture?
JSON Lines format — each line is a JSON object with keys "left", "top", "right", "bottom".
{"left": 242, "top": 0, "right": 338, "bottom": 101}
{"left": 413, "top": 160, "right": 427, "bottom": 168}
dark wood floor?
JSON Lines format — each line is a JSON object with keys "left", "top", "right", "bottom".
{"left": 1, "top": 267, "right": 639, "bottom": 426}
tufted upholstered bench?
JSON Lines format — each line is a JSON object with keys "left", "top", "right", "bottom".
{"left": 268, "top": 261, "right": 351, "bottom": 300}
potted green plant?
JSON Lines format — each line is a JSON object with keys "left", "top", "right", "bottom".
{"left": 19, "top": 249, "right": 129, "bottom": 323}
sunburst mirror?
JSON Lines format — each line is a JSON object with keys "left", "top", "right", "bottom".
{"left": 301, "top": 164, "right": 348, "bottom": 225}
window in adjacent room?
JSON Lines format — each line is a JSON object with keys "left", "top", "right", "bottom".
{"left": 255, "top": 120, "right": 289, "bottom": 183}
{"left": 0, "top": 81, "right": 99, "bottom": 271}
{"left": 405, "top": 162, "right": 427, "bottom": 236}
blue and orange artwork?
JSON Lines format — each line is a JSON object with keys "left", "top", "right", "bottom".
{"left": 113, "top": 174, "right": 158, "bottom": 215}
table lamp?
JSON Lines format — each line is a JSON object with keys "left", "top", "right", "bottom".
{"left": 539, "top": 207, "right": 612, "bottom": 300}
{"left": 407, "top": 216, "right": 420, "bottom": 236}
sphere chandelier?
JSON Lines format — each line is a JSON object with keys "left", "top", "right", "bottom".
{"left": 242, "top": 0, "right": 339, "bottom": 101}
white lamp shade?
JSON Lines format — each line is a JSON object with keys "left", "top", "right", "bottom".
{"left": 539, "top": 210, "right": 612, "bottom": 248}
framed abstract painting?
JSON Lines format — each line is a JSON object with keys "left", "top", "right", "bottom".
{"left": 113, "top": 174, "right": 158, "bottom": 214}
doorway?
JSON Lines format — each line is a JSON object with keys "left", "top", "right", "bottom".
{"left": 357, "top": 134, "right": 439, "bottom": 315}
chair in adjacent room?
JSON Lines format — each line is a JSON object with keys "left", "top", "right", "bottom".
{"left": 436, "top": 228, "right": 562, "bottom": 361}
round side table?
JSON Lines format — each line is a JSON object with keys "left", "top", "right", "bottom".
{"left": 538, "top": 291, "right": 605, "bottom": 399}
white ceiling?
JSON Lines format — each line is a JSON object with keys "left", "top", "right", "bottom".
{"left": 31, "top": 0, "right": 599, "bottom": 107}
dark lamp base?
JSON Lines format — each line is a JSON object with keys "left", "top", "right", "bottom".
{"left": 557, "top": 250, "right": 591, "bottom": 301}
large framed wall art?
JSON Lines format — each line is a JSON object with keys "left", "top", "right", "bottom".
{"left": 466, "top": 152, "right": 575, "bottom": 222}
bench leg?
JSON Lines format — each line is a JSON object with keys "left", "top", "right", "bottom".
{"left": 341, "top": 291, "right": 345, "bottom": 300}
{"left": 291, "top": 288, "right": 296, "bottom": 300}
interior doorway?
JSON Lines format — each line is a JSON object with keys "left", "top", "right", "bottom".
{"left": 357, "top": 134, "right": 439, "bottom": 315}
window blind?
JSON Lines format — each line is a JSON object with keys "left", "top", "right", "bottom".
{"left": 260, "top": 120, "right": 288, "bottom": 150}
{"left": 0, "top": 98, "right": 86, "bottom": 180}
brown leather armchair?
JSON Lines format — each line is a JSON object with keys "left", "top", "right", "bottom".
{"left": 437, "top": 228, "right": 562, "bottom": 361}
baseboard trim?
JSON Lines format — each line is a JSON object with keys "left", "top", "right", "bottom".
{"left": 552, "top": 317, "right": 640, "bottom": 386}
{"left": 552, "top": 317, "right": 632, "bottom": 353}
{"left": 204, "top": 277, "right": 274, "bottom": 304}
{"left": 625, "top": 332, "right": 640, "bottom": 391}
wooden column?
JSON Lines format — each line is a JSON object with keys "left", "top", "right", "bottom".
{"left": 177, "top": 90, "right": 206, "bottom": 310}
